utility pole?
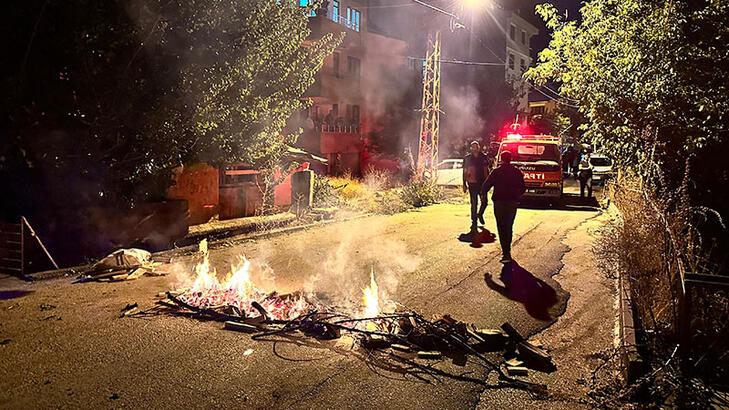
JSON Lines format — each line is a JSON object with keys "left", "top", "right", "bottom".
{"left": 411, "top": 0, "right": 464, "bottom": 180}
{"left": 416, "top": 30, "right": 442, "bottom": 179}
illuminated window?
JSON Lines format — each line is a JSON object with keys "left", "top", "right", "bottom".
{"left": 300, "top": 0, "right": 315, "bottom": 16}
{"left": 347, "top": 7, "right": 361, "bottom": 32}
{"left": 333, "top": 0, "right": 339, "bottom": 18}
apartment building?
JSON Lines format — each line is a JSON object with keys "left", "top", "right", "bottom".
{"left": 504, "top": 11, "right": 539, "bottom": 113}
{"left": 294, "top": 0, "right": 411, "bottom": 175}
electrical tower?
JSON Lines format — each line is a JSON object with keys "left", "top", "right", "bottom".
{"left": 416, "top": 31, "right": 442, "bottom": 179}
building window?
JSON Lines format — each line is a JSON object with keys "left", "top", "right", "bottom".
{"left": 332, "top": 0, "right": 339, "bottom": 18}
{"left": 508, "top": 53, "right": 514, "bottom": 70}
{"left": 520, "top": 58, "right": 526, "bottom": 73}
{"left": 300, "top": 0, "right": 315, "bottom": 16}
{"left": 333, "top": 52, "right": 340, "bottom": 76}
{"left": 509, "top": 24, "right": 516, "bottom": 41}
{"left": 347, "top": 56, "right": 361, "bottom": 79}
{"left": 521, "top": 30, "right": 526, "bottom": 45}
{"left": 531, "top": 106, "right": 545, "bottom": 115}
{"left": 352, "top": 105, "right": 360, "bottom": 125}
{"left": 347, "top": 7, "right": 361, "bottom": 32}
{"left": 332, "top": 104, "right": 339, "bottom": 117}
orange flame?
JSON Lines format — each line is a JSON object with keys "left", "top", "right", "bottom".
{"left": 362, "top": 268, "right": 380, "bottom": 331}
{"left": 183, "top": 240, "right": 306, "bottom": 320}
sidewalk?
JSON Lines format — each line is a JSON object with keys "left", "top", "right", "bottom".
{"left": 182, "top": 212, "right": 297, "bottom": 245}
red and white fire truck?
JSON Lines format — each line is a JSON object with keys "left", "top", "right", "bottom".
{"left": 492, "top": 133, "right": 564, "bottom": 203}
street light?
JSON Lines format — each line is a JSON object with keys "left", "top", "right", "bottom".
{"left": 461, "top": 0, "right": 487, "bottom": 12}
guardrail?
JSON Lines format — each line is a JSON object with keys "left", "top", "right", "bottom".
{"left": 0, "top": 217, "right": 58, "bottom": 276}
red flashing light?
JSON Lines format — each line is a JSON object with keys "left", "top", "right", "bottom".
{"left": 499, "top": 120, "right": 530, "bottom": 141}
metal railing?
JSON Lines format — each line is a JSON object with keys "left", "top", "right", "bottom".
{"left": 314, "top": 8, "right": 359, "bottom": 32}
{"left": 320, "top": 123, "right": 360, "bottom": 134}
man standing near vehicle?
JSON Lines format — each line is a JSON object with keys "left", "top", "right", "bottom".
{"left": 481, "top": 150, "right": 525, "bottom": 263}
{"left": 463, "top": 141, "right": 489, "bottom": 230}
{"left": 578, "top": 156, "right": 593, "bottom": 199}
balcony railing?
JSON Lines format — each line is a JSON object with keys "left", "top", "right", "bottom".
{"left": 320, "top": 123, "right": 360, "bottom": 134}
{"left": 313, "top": 8, "right": 360, "bottom": 32}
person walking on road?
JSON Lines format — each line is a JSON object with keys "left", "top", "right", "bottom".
{"left": 463, "top": 141, "right": 490, "bottom": 230}
{"left": 481, "top": 150, "right": 525, "bottom": 263}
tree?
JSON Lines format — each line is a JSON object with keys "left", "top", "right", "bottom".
{"left": 526, "top": 1, "right": 729, "bottom": 251}
{"left": 529, "top": 105, "right": 586, "bottom": 147}
{"left": 1, "top": 0, "right": 342, "bottom": 215}
{"left": 526, "top": 1, "right": 729, "bottom": 177}
{"left": 526, "top": 0, "right": 729, "bottom": 280}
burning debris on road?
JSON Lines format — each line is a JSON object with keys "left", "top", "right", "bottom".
{"left": 138, "top": 239, "right": 554, "bottom": 392}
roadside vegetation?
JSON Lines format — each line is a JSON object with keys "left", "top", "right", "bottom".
{"left": 313, "top": 170, "right": 443, "bottom": 215}
{"left": 530, "top": 0, "right": 729, "bottom": 406}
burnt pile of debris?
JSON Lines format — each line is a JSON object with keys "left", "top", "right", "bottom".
{"left": 146, "top": 291, "right": 556, "bottom": 392}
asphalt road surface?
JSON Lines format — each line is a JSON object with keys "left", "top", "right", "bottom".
{"left": 0, "top": 182, "right": 609, "bottom": 409}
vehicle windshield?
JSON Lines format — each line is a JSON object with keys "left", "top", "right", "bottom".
{"left": 590, "top": 157, "right": 612, "bottom": 167}
{"left": 500, "top": 143, "right": 560, "bottom": 163}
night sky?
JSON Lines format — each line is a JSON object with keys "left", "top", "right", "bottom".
{"left": 509, "top": 0, "right": 583, "bottom": 57}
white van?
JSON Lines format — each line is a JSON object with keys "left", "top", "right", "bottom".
{"left": 590, "top": 154, "right": 613, "bottom": 183}
{"left": 435, "top": 159, "right": 464, "bottom": 186}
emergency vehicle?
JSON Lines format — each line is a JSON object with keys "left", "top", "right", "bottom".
{"left": 494, "top": 133, "right": 564, "bottom": 203}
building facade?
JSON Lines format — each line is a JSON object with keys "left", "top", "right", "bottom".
{"left": 293, "top": 0, "right": 412, "bottom": 175}
{"left": 504, "top": 11, "right": 539, "bottom": 114}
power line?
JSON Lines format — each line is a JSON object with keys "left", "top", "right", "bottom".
{"left": 406, "top": 56, "right": 504, "bottom": 66}
{"left": 533, "top": 81, "right": 580, "bottom": 103}
{"left": 471, "top": 22, "right": 581, "bottom": 105}
{"left": 527, "top": 81, "right": 580, "bottom": 108}
{"left": 360, "top": 2, "right": 418, "bottom": 9}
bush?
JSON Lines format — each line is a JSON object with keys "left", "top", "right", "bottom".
{"left": 326, "top": 174, "right": 370, "bottom": 201}
{"left": 594, "top": 168, "right": 728, "bottom": 406}
{"left": 362, "top": 168, "right": 394, "bottom": 191}
{"left": 368, "top": 190, "right": 409, "bottom": 215}
{"left": 399, "top": 178, "right": 442, "bottom": 208}
{"left": 312, "top": 174, "right": 340, "bottom": 207}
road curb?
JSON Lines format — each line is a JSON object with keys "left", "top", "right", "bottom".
{"left": 608, "top": 201, "right": 647, "bottom": 385}
{"left": 154, "top": 213, "right": 373, "bottom": 259}
{"left": 180, "top": 213, "right": 298, "bottom": 246}
{"left": 618, "top": 270, "right": 647, "bottom": 384}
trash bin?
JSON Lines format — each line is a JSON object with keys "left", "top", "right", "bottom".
{"left": 219, "top": 182, "right": 263, "bottom": 220}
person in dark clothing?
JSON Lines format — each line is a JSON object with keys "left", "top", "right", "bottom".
{"left": 463, "top": 141, "right": 490, "bottom": 229}
{"left": 571, "top": 150, "right": 581, "bottom": 180}
{"left": 481, "top": 150, "right": 526, "bottom": 263}
{"left": 563, "top": 146, "right": 575, "bottom": 175}
{"left": 577, "top": 157, "right": 593, "bottom": 198}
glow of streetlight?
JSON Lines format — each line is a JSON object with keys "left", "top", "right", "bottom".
{"left": 461, "top": 0, "right": 487, "bottom": 11}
